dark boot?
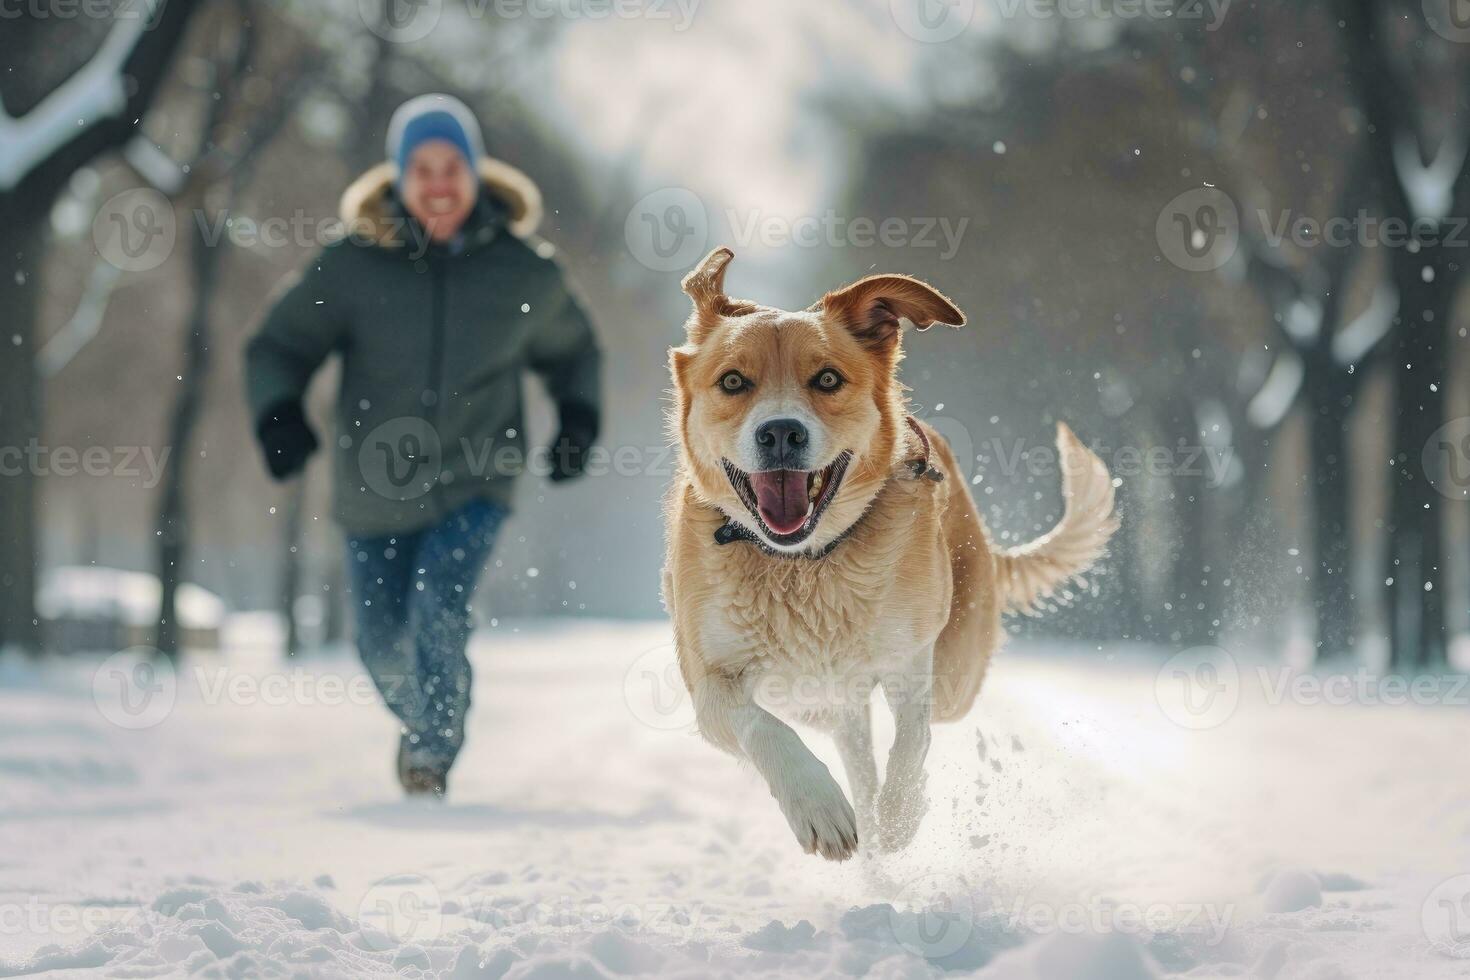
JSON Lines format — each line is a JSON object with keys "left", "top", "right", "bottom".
{"left": 397, "top": 736, "right": 448, "bottom": 799}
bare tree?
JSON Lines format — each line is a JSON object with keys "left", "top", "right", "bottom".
{"left": 0, "top": 0, "right": 201, "bottom": 653}
{"left": 152, "top": 3, "right": 314, "bottom": 657}
{"left": 1344, "top": 0, "right": 1470, "bottom": 669}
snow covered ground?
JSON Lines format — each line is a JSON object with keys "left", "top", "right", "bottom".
{"left": 2, "top": 620, "right": 1469, "bottom": 978}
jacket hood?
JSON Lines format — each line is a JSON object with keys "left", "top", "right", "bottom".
{"left": 339, "top": 155, "right": 544, "bottom": 246}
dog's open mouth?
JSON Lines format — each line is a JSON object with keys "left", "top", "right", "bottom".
{"left": 721, "top": 452, "right": 853, "bottom": 546}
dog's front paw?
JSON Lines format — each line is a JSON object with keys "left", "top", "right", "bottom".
{"left": 876, "top": 777, "right": 928, "bottom": 852}
{"left": 775, "top": 765, "right": 859, "bottom": 861}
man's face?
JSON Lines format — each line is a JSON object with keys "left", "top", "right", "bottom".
{"left": 400, "top": 140, "right": 478, "bottom": 242}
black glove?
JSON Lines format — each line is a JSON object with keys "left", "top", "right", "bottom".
{"left": 547, "top": 401, "right": 599, "bottom": 483}
{"left": 256, "top": 401, "right": 318, "bottom": 481}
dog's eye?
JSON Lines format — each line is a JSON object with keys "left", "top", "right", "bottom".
{"left": 718, "top": 371, "right": 750, "bottom": 394}
{"left": 812, "top": 369, "right": 845, "bottom": 392}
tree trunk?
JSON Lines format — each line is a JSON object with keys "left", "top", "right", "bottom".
{"left": 154, "top": 210, "right": 223, "bottom": 658}
{"left": 280, "top": 482, "right": 304, "bottom": 656}
{"left": 0, "top": 201, "right": 43, "bottom": 654}
{"left": 1304, "top": 365, "right": 1356, "bottom": 658}
{"left": 1386, "top": 242, "right": 1453, "bottom": 669}
{"left": 0, "top": 0, "right": 201, "bottom": 655}
{"left": 1166, "top": 396, "right": 1214, "bottom": 647}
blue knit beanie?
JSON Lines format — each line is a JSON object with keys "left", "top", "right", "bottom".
{"left": 385, "top": 94, "right": 485, "bottom": 192}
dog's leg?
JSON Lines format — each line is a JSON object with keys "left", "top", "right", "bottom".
{"left": 692, "top": 672, "right": 858, "bottom": 861}
{"left": 876, "top": 645, "right": 935, "bottom": 852}
{"left": 830, "top": 706, "right": 880, "bottom": 848}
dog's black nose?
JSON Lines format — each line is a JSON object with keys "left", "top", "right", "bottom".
{"left": 755, "top": 418, "right": 808, "bottom": 468}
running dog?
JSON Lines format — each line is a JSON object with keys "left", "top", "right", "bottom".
{"left": 661, "top": 247, "right": 1119, "bottom": 860}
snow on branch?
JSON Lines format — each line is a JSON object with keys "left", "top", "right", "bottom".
{"left": 123, "top": 134, "right": 188, "bottom": 195}
{"left": 1281, "top": 297, "right": 1322, "bottom": 347}
{"left": 38, "top": 262, "right": 123, "bottom": 379}
{"left": 1247, "top": 351, "right": 1304, "bottom": 430}
{"left": 1393, "top": 131, "right": 1467, "bottom": 223}
{"left": 0, "top": 0, "right": 162, "bottom": 192}
{"left": 1332, "top": 284, "right": 1399, "bottom": 367}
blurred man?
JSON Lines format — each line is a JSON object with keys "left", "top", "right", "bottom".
{"left": 245, "top": 94, "right": 602, "bottom": 797}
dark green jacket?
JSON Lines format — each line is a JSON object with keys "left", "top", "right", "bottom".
{"left": 245, "top": 159, "right": 601, "bottom": 536}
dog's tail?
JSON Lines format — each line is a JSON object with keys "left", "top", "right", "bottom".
{"left": 993, "top": 423, "right": 1119, "bottom": 615}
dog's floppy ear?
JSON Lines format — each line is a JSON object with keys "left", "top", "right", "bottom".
{"left": 815, "top": 274, "right": 965, "bottom": 348}
{"left": 681, "top": 246, "right": 758, "bottom": 345}
{"left": 682, "top": 246, "right": 734, "bottom": 312}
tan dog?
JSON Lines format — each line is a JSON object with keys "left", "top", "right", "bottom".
{"left": 661, "top": 247, "right": 1119, "bottom": 860}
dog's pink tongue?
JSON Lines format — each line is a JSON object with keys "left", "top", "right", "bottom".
{"left": 749, "top": 470, "right": 809, "bottom": 535}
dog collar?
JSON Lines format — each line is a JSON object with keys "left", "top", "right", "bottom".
{"left": 712, "top": 416, "right": 943, "bottom": 560}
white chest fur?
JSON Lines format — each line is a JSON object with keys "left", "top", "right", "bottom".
{"left": 691, "top": 479, "right": 951, "bottom": 722}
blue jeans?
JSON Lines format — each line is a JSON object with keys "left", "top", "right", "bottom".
{"left": 345, "top": 499, "right": 507, "bottom": 769}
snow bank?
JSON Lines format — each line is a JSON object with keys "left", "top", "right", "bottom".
{"left": 2, "top": 622, "right": 1468, "bottom": 978}
{"left": 38, "top": 565, "right": 225, "bottom": 630}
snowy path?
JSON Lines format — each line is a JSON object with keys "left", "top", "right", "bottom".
{"left": 2, "top": 620, "right": 1468, "bottom": 977}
